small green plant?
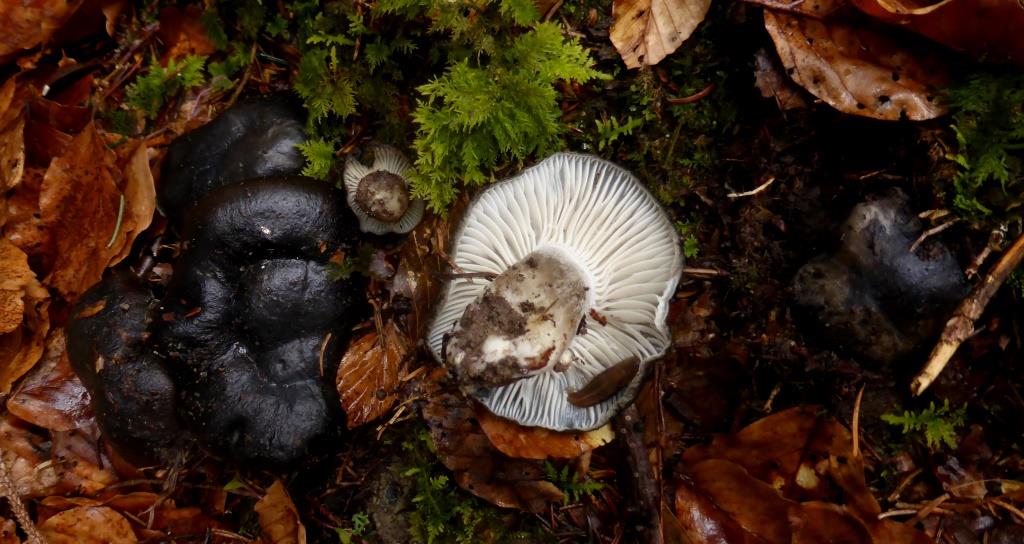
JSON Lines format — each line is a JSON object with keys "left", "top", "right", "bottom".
{"left": 944, "top": 71, "right": 1024, "bottom": 221}
{"left": 881, "top": 399, "right": 967, "bottom": 450}
{"left": 399, "top": 429, "right": 512, "bottom": 544}
{"left": 675, "top": 221, "right": 700, "bottom": 259}
{"left": 595, "top": 115, "right": 645, "bottom": 152}
{"left": 543, "top": 461, "right": 604, "bottom": 504}
{"left": 336, "top": 511, "right": 370, "bottom": 543}
{"left": 124, "top": 55, "right": 207, "bottom": 120}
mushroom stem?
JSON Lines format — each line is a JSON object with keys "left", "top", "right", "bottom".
{"left": 446, "top": 246, "right": 590, "bottom": 390}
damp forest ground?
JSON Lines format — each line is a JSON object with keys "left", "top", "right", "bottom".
{"left": 2, "top": 0, "right": 1024, "bottom": 543}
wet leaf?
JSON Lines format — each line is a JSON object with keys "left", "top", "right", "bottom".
{"left": 851, "top": 0, "right": 1024, "bottom": 66}
{"left": 392, "top": 208, "right": 457, "bottom": 340}
{"left": 745, "top": 0, "right": 848, "bottom": 18}
{"left": 337, "top": 322, "right": 408, "bottom": 429}
{"left": 38, "top": 123, "right": 152, "bottom": 301}
{"left": 763, "top": 11, "right": 948, "bottom": 120}
{"left": 0, "top": 77, "right": 26, "bottom": 193}
{"left": 7, "top": 331, "right": 92, "bottom": 432}
{"left": 254, "top": 480, "right": 307, "bottom": 544}
{"left": 0, "top": 413, "right": 60, "bottom": 497}
{"left": 754, "top": 48, "right": 809, "bottom": 111}
{"left": 51, "top": 421, "right": 118, "bottom": 494}
{"left": 0, "top": 0, "right": 85, "bottom": 60}
{"left": 38, "top": 506, "right": 137, "bottom": 544}
{"left": 38, "top": 493, "right": 226, "bottom": 541}
{"left": 676, "top": 407, "right": 936, "bottom": 544}
{"left": 109, "top": 141, "right": 156, "bottom": 264}
{"left": 156, "top": 6, "right": 216, "bottom": 62}
{"left": 476, "top": 404, "right": 613, "bottom": 460}
{"left": 0, "top": 239, "right": 50, "bottom": 394}
{"left": 422, "top": 390, "right": 565, "bottom": 512}
{"left": 610, "top": 0, "right": 711, "bottom": 68}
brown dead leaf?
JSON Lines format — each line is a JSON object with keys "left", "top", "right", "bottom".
{"left": 392, "top": 205, "right": 459, "bottom": 340}
{"left": 0, "top": 0, "right": 85, "bottom": 59}
{"left": 0, "top": 239, "right": 50, "bottom": 394}
{"left": 7, "top": 331, "right": 92, "bottom": 432}
{"left": 109, "top": 141, "right": 156, "bottom": 265}
{"left": 677, "top": 407, "right": 935, "bottom": 544}
{"left": 156, "top": 6, "right": 216, "bottom": 63}
{"left": 38, "top": 506, "right": 137, "bottom": 544}
{"left": 754, "top": 48, "right": 809, "bottom": 111}
{"left": 3, "top": 168, "right": 52, "bottom": 266}
{"left": 38, "top": 123, "right": 141, "bottom": 300}
{"left": 254, "top": 480, "right": 307, "bottom": 544}
{"left": 476, "top": 404, "right": 613, "bottom": 460}
{"left": 745, "top": 0, "right": 848, "bottom": 18}
{"left": 51, "top": 421, "right": 118, "bottom": 494}
{"left": 0, "top": 77, "right": 26, "bottom": 193}
{"left": 852, "top": 0, "right": 1024, "bottom": 66}
{"left": 423, "top": 390, "right": 565, "bottom": 512}
{"left": 763, "top": 11, "right": 948, "bottom": 120}
{"left": 0, "top": 413, "right": 60, "bottom": 497}
{"left": 337, "top": 322, "right": 408, "bottom": 429}
{"left": 38, "top": 492, "right": 226, "bottom": 541}
{"left": 0, "top": 519, "right": 19, "bottom": 544}
{"left": 611, "top": 0, "right": 711, "bottom": 68}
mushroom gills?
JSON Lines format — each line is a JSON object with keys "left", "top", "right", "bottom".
{"left": 446, "top": 246, "right": 589, "bottom": 391}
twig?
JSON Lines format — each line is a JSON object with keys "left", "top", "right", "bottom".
{"left": 727, "top": 177, "right": 776, "bottom": 199}
{"left": 543, "top": 0, "right": 565, "bottom": 21}
{"left": 852, "top": 386, "right": 864, "bottom": 459}
{"left": 683, "top": 266, "right": 729, "bottom": 278}
{"left": 613, "top": 405, "right": 662, "bottom": 544}
{"left": 225, "top": 44, "right": 258, "bottom": 109}
{"left": 0, "top": 456, "right": 45, "bottom": 544}
{"left": 666, "top": 83, "right": 715, "bottom": 105}
{"left": 909, "top": 218, "right": 958, "bottom": 254}
{"left": 911, "top": 231, "right": 1024, "bottom": 395}
{"left": 966, "top": 227, "right": 1006, "bottom": 278}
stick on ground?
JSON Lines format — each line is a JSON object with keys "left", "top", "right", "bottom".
{"left": 911, "top": 231, "right": 1024, "bottom": 396}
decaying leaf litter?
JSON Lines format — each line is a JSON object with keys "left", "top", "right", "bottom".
{"left": 0, "top": 0, "right": 1023, "bottom": 543}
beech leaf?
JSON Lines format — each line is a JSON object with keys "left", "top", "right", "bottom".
{"left": 610, "top": 0, "right": 711, "bottom": 69}
{"left": 763, "top": 10, "right": 948, "bottom": 121}
{"left": 336, "top": 322, "right": 407, "bottom": 429}
{"left": 254, "top": 480, "right": 307, "bottom": 544}
{"left": 38, "top": 506, "right": 137, "bottom": 544}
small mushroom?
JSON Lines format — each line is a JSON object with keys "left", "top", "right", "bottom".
{"left": 342, "top": 145, "right": 425, "bottom": 234}
{"left": 427, "top": 153, "right": 683, "bottom": 431}
{"left": 159, "top": 98, "right": 307, "bottom": 219}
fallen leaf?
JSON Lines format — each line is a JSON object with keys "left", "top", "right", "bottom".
{"left": 754, "top": 48, "right": 809, "bottom": 111}
{"left": 254, "top": 480, "right": 306, "bottom": 544}
{"left": 0, "top": 0, "right": 85, "bottom": 59}
{"left": 0, "top": 239, "right": 50, "bottom": 395}
{"left": 745, "top": 0, "right": 848, "bottom": 18}
{"left": 422, "top": 389, "right": 565, "bottom": 512}
{"left": 38, "top": 123, "right": 129, "bottom": 300}
{"left": 51, "top": 421, "right": 118, "bottom": 494}
{"left": 38, "top": 506, "right": 137, "bottom": 544}
{"left": 0, "top": 77, "right": 26, "bottom": 194}
{"left": 337, "top": 322, "right": 408, "bottom": 429}
{"left": 610, "top": 0, "right": 711, "bottom": 68}
{"left": 156, "top": 5, "right": 216, "bottom": 63}
{"left": 0, "top": 519, "right": 19, "bottom": 544}
{"left": 852, "top": 0, "right": 1024, "bottom": 66}
{"left": 392, "top": 207, "right": 458, "bottom": 340}
{"left": 3, "top": 168, "right": 52, "bottom": 266}
{"left": 7, "top": 331, "right": 92, "bottom": 432}
{"left": 676, "top": 407, "right": 936, "bottom": 544}
{"left": 763, "top": 10, "right": 948, "bottom": 120}
{"left": 37, "top": 492, "right": 226, "bottom": 541}
{"left": 476, "top": 404, "right": 613, "bottom": 460}
{"left": 109, "top": 141, "right": 156, "bottom": 264}
{"left": 0, "top": 413, "right": 60, "bottom": 497}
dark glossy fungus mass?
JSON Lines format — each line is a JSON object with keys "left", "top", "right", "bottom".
{"left": 159, "top": 98, "right": 307, "bottom": 219}
{"left": 157, "top": 176, "right": 361, "bottom": 465}
{"left": 792, "top": 190, "right": 968, "bottom": 364}
{"left": 65, "top": 271, "right": 183, "bottom": 465}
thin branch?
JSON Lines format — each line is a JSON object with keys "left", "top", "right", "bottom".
{"left": 0, "top": 456, "right": 45, "bottom": 544}
{"left": 727, "top": 177, "right": 776, "bottom": 199}
{"left": 911, "top": 231, "right": 1024, "bottom": 395}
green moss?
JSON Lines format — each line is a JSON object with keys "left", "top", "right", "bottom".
{"left": 944, "top": 70, "right": 1024, "bottom": 222}
{"left": 881, "top": 400, "right": 967, "bottom": 451}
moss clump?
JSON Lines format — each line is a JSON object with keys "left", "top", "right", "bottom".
{"left": 944, "top": 70, "right": 1024, "bottom": 223}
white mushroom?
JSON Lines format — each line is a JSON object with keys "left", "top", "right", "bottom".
{"left": 343, "top": 145, "right": 426, "bottom": 234}
{"left": 427, "top": 152, "right": 683, "bottom": 431}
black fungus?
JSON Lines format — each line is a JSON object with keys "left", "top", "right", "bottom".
{"left": 792, "top": 190, "right": 968, "bottom": 364}
{"left": 65, "top": 271, "right": 183, "bottom": 465}
{"left": 159, "top": 98, "right": 307, "bottom": 219}
{"left": 157, "top": 177, "right": 361, "bottom": 465}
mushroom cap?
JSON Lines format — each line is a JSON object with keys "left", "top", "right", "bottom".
{"left": 65, "top": 271, "right": 183, "bottom": 465}
{"left": 159, "top": 98, "right": 307, "bottom": 220}
{"left": 157, "top": 176, "right": 364, "bottom": 465}
{"left": 427, "top": 153, "right": 683, "bottom": 431}
{"left": 343, "top": 145, "right": 425, "bottom": 234}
